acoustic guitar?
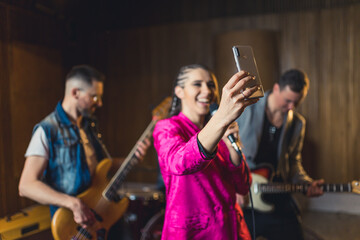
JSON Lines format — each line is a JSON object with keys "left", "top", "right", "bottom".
{"left": 246, "top": 166, "right": 360, "bottom": 212}
{"left": 51, "top": 97, "right": 172, "bottom": 240}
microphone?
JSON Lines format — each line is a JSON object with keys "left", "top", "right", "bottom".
{"left": 209, "top": 103, "right": 244, "bottom": 160}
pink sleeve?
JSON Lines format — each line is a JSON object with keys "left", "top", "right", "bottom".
{"left": 153, "top": 119, "right": 213, "bottom": 175}
{"left": 218, "top": 141, "right": 252, "bottom": 195}
{"left": 231, "top": 159, "right": 252, "bottom": 195}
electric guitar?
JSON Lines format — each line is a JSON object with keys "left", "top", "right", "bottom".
{"left": 51, "top": 97, "right": 172, "bottom": 240}
{"left": 246, "top": 166, "right": 360, "bottom": 212}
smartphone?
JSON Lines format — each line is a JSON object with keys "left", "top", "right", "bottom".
{"left": 232, "top": 45, "right": 264, "bottom": 99}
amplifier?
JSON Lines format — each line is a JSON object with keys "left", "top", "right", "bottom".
{"left": 0, "top": 205, "right": 51, "bottom": 240}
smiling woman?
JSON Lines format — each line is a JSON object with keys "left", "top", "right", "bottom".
{"left": 172, "top": 65, "right": 219, "bottom": 128}
{"left": 153, "top": 64, "right": 260, "bottom": 240}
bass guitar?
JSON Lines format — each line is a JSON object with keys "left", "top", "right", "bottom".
{"left": 51, "top": 97, "right": 172, "bottom": 240}
{"left": 246, "top": 166, "right": 360, "bottom": 212}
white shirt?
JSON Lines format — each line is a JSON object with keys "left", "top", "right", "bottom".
{"left": 25, "top": 127, "right": 49, "bottom": 159}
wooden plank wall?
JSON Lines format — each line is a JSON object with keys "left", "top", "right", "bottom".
{"left": 0, "top": 4, "right": 65, "bottom": 217}
{"left": 1, "top": 3, "right": 359, "bottom": 217}
{"left": 0, "top": 4, "right": 13, "bottom": 216}
{"left": 99, "top": 4, "right": 360, "bottom": 185}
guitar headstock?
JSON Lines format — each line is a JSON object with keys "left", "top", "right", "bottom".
{"left": 352, "top": 180, "right": 360, "bottom": 194}
{"left": 152, "top": 97, "right": 172, "bottom": 121}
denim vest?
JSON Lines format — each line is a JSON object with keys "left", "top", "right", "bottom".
{"left": 35, "top": 102, "right": 105, "bottom": 216}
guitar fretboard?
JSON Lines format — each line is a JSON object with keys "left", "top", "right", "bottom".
{"left": 257, "top": 183, "right": 353, "bottom": 194}
{"left": 102, "top": 121, "right": 156, "bottom": 201}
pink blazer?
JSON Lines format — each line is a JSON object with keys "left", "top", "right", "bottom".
{"left": 153, "top": 112, "right": 251, "bottom": 240}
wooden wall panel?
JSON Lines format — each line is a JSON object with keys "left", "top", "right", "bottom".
{"left": 10, "top": 41, "right": 63, "bottom": 191}
{"left": 349, "top": 5, "right": 360, "bottom": 180}
{"left": 0, "top": 4, "right": 14, "bottom": 217}
{"left": 0, "top": 5, "right": 64, "bottom": 217}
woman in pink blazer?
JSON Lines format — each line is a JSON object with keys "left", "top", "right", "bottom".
{"left": 153, "top": 64, "right": 259, "bottom": 239}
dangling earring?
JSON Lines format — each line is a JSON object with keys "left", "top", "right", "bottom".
{"left": 171, "top": 97, "right": 178, "bottom": 112}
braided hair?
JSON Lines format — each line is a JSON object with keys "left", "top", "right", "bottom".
{"left": 169, "top": 64, "right": 220, "bottom": 119}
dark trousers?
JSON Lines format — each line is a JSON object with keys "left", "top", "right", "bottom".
{"left": 244, "top": 196, "right": 304, "bottom": 240}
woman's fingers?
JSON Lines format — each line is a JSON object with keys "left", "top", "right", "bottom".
{"left": 223, "top": 122, "right": 239, "bottom": 139}
{"left": 216, "top": 71, "right": 261, "bottom": 126}
{"left": 223, "top": 71, "right": 249, "bottom": 90}
{"left": 223, "top": 72, "right": 259, "bottom": 101}
{"left": 241, "top": 98, "right": 259, "bottom": 109}
{"left": 241, "top": 85, "right": 261, "bottom": 99}
{"left": 233, "top": 75, "right": 255, "bottom": 92}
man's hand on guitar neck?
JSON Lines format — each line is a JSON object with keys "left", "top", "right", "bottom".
{"left": 135, "top": 138, "right": 151, "bottom": 161}
{"left": 306, "top": 179, "right": 324, "bottom": 197}
{"left": 110, "top": 138, "right": 151, "bottom": 174}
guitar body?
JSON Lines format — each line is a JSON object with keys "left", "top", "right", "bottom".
{"left": 249, "top": 166, "right": 275, "bottom": 212}
{"left": 250, "top": 173, "right": 274, "bottom": 212}
{"left": 51, "top": 159, "right": 130, "bottom": 240}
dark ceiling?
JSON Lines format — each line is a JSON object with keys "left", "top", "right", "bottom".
{"left": 1, "top": 0, "right": 359, "bottom": 31}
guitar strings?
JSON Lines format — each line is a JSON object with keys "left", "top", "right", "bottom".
{"left": 74, "top": 227, "right": 88, "bottom": 240}
{"left": 73, "top": 187, "right": 119, "bottom": 239}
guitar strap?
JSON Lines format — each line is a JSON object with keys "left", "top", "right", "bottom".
{"left": 93, "top": 128, "right": 113, "bottom": 161}
{"left": 284, "top": 111, "right": 297, "bottom": 149}
{"left": 79, "top": 127, "right": 98, "bottom": 176}
{"left": 278, "top": 110, "right": 297, "bottom": 182}
{"left": 278, "top": 111, "right": 302, "bottom": 214}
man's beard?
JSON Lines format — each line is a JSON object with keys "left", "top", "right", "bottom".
{"left": 79, "top": 107, "right": 95, "bottom": 118}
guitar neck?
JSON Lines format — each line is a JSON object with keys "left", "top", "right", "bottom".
{"left": 102, "top": 120, "right": 156, "bottom": 200}
{"left": 259, "top": 183, "right": 353, "bottom": 194}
